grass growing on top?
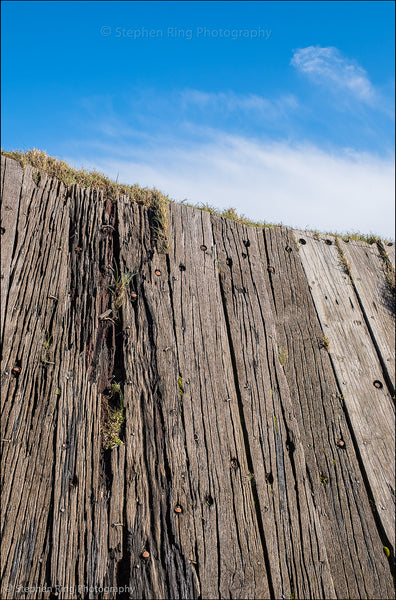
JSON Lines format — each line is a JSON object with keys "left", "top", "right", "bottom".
{"left": 2, "top": 148, "right": 172, "bottom": 252}
{"left": 221, "top": 207, "right": 279, "bottom": 228}
{"left": 1, "top": 148, "right": 169, "bottom": 205}
{"left": 2, "top": 149, "right": 393, "bottom": 243}
{"left": 340, "top": 232, "right": 381, "bottom": 245}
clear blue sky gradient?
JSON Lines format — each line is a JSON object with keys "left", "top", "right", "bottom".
{"left": 1, "top": 1, "right": 395, "bottom": 235}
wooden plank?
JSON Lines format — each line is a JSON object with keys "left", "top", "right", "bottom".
{"left": 1, "top": 169, "right": 72, "bottom": 598}
{"left": 383, "top": 240, "right": 395, "bottom": 269}
{"left": 1, "top": 157, "right": 394, "bottom": 599}
{"left": 118, "top": 200, "right": 270, "bottom": 599}
{"left": 261, "top": 226, "right": 394, "bottom": 599}
{"left": 340, "top": 238, "right": 395, "bottom": 391}
{"left": 295, "top": 230, "right": 395, "bottom": 551}
{"left": 211, "top": 216, "right": 337, "bottom": 600}
{"left": 0, "top": 156, "right": 24, "bottom": 342}
{"left": 1, "top": 170, "right": 122, "bottom": 598}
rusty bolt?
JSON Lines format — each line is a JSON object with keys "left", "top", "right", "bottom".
{"left": 267, "top": 266, "right": 275, "bottom": 273}
{"left": 131, "top": 292, "right": 138, "bottom": 301}
{"left": 142, "top": 550, "right": 150, "bottom": 559}
{"left": 336, "top": 439, "right": 345, "bottom": 448}
{"left": 200, "top": 244, "right": 207, "bottom": 251}
{"left": 12, "top": 366, "right": 21, "bottom": 376}
{"left": 75, "top": 247, "right": 82, "bottom": 253}
{"left": 155, "top": 269, "right": 161, "bottom": 276}
{"left": 174, "top": 505, "right": 183, "bottom": 514}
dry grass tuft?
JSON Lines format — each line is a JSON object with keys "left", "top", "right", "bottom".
{"left": 2, "top": 148, "right": 171, "bottom": 251}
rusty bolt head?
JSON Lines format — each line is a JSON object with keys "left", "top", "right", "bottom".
{"left": 373, "top": 380, "right": 383, "bottom": 389}
{"left": 12, "top": 366, "right": 21, "bottom": 376}
{"left": 200, "top": 244, "right": 207, "bottom": 251}
{"left": 267, "top": 266, "right": 275, "bottom": 273}
{"left": 131, "top": 292, "right": 138, "bottom": 301}
{"left": 174, "top": 505, "right": 183, "bottom": 514}
{"left": 142, "top": 550, "right": 150, "bottom": 559}
{"left": 155, "top": 269, "right": 161, "bottom": 276}
{"left": 75, "top": 247, "right": 82, "bottom": 253}
{"left": 336, "top": 439, "right": 345, "bottom": 448}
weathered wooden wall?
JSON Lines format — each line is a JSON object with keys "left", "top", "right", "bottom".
{"left": 1, "top": 156, "right": 395, "bottom": 599}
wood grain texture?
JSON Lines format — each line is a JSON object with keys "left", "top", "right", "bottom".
{"left": 0, "top": 156, "right": 24, "bottom": 341}
{"left": 117, "top": 201, "right": 270, "bottom": 600}
{"left": 261, "top": 226, "right": 393, "bottom": 600}
{"left": 295, "top": 230, "right": 395, "bottom": 553}
{"left": 340, "top": 238, "right": 395, "bottom": 391}
{"left": 1, "top": 158, "right": 394, "bottom": 599}
{"left": 1, "top": 165, "right": 121, "bottom": 599}
{"left": 383, "top": 240, "right": 395, "bottom": 269}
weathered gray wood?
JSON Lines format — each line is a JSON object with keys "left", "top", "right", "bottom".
{"left": 1, "top": 170, "right": 120, "bottom": 599}
{"left": 0, "top": 156, "right": 24, "bottom": 342}
{"left": 261, "top": 226, "right": 394, "bottom": 599}
{"left": 383, "top": 240, "right": 395, "bottom": 269}
{"left": 118, "top": 200, "right": 270, "bottom": 599}
{"left": 340, "top": 238, "right": 395, "bottom": 391}
{"left": 1, "top": 157, "right": 394, "bottom": 599}
{"left": 211, "top": 216, "right": 336, "bottom": 600}
{"left": 295, "top": 230, "right": 395, "bottom": 552}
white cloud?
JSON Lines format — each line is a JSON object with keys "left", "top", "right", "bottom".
{"left": 180, "top": 89, "right": 299, "bottom": 118}
{"left": 291, "top": 46, "right": 375, "bottom": 103}
{"left": 72, "top": 134, "right": 395, "bottom": 238}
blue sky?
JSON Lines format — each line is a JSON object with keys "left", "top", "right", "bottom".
{"left": 1, "top": 1, "right": 395, "bottom": 236}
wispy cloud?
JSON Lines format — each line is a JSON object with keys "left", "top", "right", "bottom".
{"left": 291, "top": 46, "right": 375, "bottom": 103}
{"left": 180, "top": 89, "right": 299, "bottom": 118}
{"left": 69, "top": 134, "right": 395, "bottom": 238}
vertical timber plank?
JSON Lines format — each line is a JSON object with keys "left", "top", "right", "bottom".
{"left": 295, "top": 230, "right": 395, "bottom": 552}
{"left": 0, "top": 156, "right": 24, "bottom": 341}
{"left": 1, "top": 165, "right": 123, "bottom": 599}
{"left": 211, "top": 216, "right": 337, "bottom": 600}
{"left": 118, "top": 200, "right": 270, "bottom": 599}
{"left": 382, "top": 240, "right": 395, "bottom": 269}
{"left": 262, "top": 226, "right": 394, "bottom": 599}
{"left": 339, "top": 238, "right": 395, "bottom": 391}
